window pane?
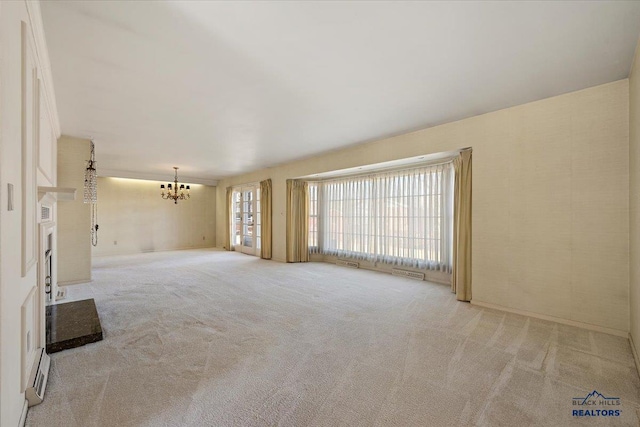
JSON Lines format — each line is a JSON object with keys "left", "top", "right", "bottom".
{"left": 311, "top": 162, "right": 454, "bottom": 270}
{"left": 308, "top": 183, "right": 319, "bottom": 252}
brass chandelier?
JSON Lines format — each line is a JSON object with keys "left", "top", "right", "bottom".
{"left": 160, "top": 167, "right": 190, "bottom": 204}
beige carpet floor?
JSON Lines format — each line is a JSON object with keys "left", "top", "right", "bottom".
{"left": 26, "top": 249, "right": 640, "bottom": 426}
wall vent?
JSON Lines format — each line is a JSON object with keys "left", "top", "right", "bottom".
{"left": 25, "top": 348, "right": 50, "bottom": 407}
{"left": 392, "top": 269, "right": 425, "bottom": 280}
{"left": 41, "top": 205, "right": 52, "bottom": 222}
{"left": 336, "top": 259, "right": 359, "bottom": 268}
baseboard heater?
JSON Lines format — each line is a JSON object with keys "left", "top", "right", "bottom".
{"left": 392, "top": 268, "right": 425, "bottom": 280}
{"left": 26, "top": 348, "right": 50, "bottom": 407}
{"left": 336, "top": 259, "right": 359, "bottom": 268}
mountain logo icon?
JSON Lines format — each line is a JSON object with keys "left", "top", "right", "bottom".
{"left": 573, "top": 390, "right": 620, "bottom": 405}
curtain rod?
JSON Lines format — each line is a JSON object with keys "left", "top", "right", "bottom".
{"left": 230, "top": 181, "right": 261, "bottom": 189}
{"left": 303, "top": 157, "right": 456, "bottom": 183}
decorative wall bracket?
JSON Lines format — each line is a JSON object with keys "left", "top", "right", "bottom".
{"left": 37, "top": 186, "right": 76, "bottom": 204}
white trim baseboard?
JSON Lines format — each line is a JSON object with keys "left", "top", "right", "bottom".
{"left": 57, "top": 279, "right": 91, "bottom": 286}
{"left": 471, "top": 300, "right": 628, "bottom": 338}
{"left": 18, "top": 399, "right": 28, "bottom": 427}
{"left": 92, "top": 245, "right": 219, "bottom": 258}
{"left": 630, "top": 333, "right": 640, "bottom": 379}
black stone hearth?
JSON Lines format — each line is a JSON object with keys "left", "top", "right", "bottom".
{"left": 46, "top": 299, "right": 103, "bottom": 353}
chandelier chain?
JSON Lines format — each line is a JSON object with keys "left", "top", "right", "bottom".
{"left": 85, "top": 140, "right": 99, "bottom": 246}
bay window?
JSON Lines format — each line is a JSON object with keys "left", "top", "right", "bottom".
{"left": 309, "top": 162, "right": 454, "bottom": 271}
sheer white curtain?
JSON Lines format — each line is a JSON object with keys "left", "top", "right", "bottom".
{"left": 312, "top": 162, "right": 454, "bottom": 271}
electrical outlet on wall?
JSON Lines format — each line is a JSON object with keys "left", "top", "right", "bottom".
{"left": 114, "top": 241, "right": 117, "bottom": 245}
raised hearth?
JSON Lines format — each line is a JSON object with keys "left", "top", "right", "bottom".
{"left": 46, "top": 299, "right": 103, "bottom": 353}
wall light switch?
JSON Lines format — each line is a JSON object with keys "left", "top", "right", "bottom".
{"left": 7, "top": 183, "right": 13, "bottom": 211}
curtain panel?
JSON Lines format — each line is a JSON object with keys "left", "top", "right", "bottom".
{"left": 260, "top": 179, "right": 273, "bottom": 260}
{"left": 311, "top": 162, "right": 454, "bottom": 271}
{"left": 452, "top": 148, "right": 472, "bottom": 301}
{"left": 286, "top": 180, "right": 309, "bottom": 262}
{"left": 225, "top": 186, "right": 233, "bottom": 251}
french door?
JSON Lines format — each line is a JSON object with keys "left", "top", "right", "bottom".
{"left": 232, "top": 185, "right": 261, "bottom": 256}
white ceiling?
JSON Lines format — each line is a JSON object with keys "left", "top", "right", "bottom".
{"left": 41, "top": 1, "right": 640, "bottom": 182}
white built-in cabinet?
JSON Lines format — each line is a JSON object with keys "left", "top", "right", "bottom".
{"left": 0, "top": 2, "right": 61, "bottom": 426}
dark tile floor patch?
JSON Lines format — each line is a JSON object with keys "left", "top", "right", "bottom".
{"left": 46, "top": 299, "right": 103, "bottom": 353}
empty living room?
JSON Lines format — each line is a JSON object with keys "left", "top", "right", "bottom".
{"left": 1, "top": 1, "right": 640, "bottom": 426}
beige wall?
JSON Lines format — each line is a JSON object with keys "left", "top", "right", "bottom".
{"left": 92, "top": 177, "right": 216, "bottom": 257}
{"left": 630, "top": 38, "right": 640, "bottom": 361}
{"left": 218, "top": 80, "right": 630, "bottom": 334}
{"left": 57, "top": 136, "right": 92, "bottom": 284}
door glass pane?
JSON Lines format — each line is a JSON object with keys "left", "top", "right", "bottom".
{"left": 233, "top": 186, "right": 261, "bottom": 254}
{"left": 233, "top": 191, "right": 241, "bottom": 246}
{"left": 234, "top": 224, "right": 241, "bottom": 245}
